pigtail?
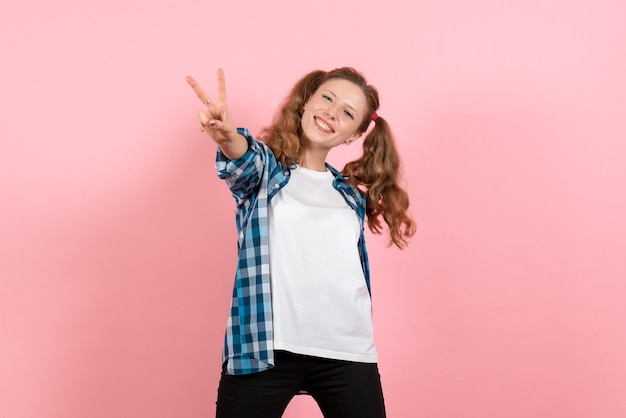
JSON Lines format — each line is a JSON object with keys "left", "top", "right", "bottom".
{"left": 343, "top": 117, "right": 416, "bottom": 249}
{"left": 259, "top": 70, "right": 327, "bottom": 167}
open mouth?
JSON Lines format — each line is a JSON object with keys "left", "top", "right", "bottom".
{"left": 314, "top": 116, "right": 334, "bottom": 133}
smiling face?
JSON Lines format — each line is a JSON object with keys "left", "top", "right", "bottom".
{"left": 300, "top": 78, "right": 368, "bottom": 152}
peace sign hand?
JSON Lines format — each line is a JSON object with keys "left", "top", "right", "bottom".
{"left": 186, "top": 68, "right": 237, "bottom": 145}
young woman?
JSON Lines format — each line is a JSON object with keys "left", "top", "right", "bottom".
{"left": 186, "top": 67, "right": 416, "bottom": 418}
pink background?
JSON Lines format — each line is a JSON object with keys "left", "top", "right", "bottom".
{"left": 2, "top": 0, "right": 625, "bottom": 417}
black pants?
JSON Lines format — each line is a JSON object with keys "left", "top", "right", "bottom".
{"left": 216, "top": 351, "right": 386, "bottom": 418}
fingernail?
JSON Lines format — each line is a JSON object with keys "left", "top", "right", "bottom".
{"left": 209, "top": 121, "right": 217, "bottom": 128}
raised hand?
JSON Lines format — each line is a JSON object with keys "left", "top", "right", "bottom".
{"left": 186, "top": 68, "right": 247, "bottom": 159}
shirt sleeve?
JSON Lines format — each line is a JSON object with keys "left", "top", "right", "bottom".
{"left": 215, "top": 128, "right": 266, "bottom": 207}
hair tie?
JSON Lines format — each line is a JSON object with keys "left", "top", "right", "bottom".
{"left": 372, "top": 112, "right": 378, "bottom": 122}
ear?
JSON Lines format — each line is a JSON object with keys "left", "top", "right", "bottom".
{"left": 346, "top": 131, "right": 361, "bottom": 145}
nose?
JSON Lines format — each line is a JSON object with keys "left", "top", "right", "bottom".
{"left": 324, "top": 104, "right": 338, "bottom": 120}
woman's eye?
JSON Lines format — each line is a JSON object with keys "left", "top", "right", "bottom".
{"left": 322, "top": 94, "right": 332, "bottom": 102}
{"left": 344, "top": 111, "right": 354, "bottom": 120}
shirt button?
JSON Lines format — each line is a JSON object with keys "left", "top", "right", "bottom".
{"left": 274, "top": 184, "right": 280, "bottom": 189}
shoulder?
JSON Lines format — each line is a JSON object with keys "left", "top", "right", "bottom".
{"left": 326, "top": 164, "right": 366, "bottom": 207}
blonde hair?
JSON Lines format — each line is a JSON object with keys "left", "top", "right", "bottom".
{"left": 259, "top": 67, "right": 416, "bottom": 248}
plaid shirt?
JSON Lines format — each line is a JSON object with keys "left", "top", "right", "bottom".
{"left": 216, "top": 128, "right": 371, "bottom": 375}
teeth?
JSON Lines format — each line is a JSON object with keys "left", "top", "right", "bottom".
{"left": 316, "top": 117, "right": 332, "bottom": 132}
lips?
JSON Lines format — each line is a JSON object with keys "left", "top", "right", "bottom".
{"left": 314, "top": 116, "right": 334, "bottom": 133}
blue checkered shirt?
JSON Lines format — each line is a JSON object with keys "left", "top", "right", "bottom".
{"left": 216, "top": 128, "right": 371, "bottom": 375}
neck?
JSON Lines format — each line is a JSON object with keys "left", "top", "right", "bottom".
{"left": 299, "top": 159, "right": 327, "bottom": 172}
{"left": 299, "top": 149, "right": 329, "bottom": 172}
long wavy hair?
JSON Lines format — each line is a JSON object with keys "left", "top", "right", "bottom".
{"left": 259, "top": 67, "right": 416, "bottom": 249}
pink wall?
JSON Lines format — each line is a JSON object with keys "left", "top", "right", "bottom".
{"left": 1, "top": 0, "right": 625, "bottom": 417}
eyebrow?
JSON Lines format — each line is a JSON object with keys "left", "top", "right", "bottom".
{"left": 321, "top": 90, "right": 359, "bottom": 115}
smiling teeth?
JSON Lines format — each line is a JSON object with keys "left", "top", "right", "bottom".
{"left": 316, "top": 118, "right": 332, "bottom": 132}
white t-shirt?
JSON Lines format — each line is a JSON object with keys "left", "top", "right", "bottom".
{"left": 268, "top": 165, "right": 378, "bottom": 363}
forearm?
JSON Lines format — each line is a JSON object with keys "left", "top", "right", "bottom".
{"left": 217, "top": 132, "right": 249, "bottom": 160}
